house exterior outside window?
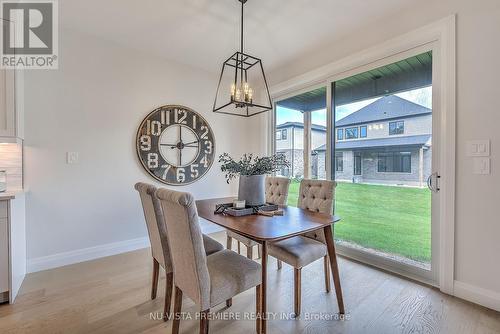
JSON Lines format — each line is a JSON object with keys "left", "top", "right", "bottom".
{"left": 276, "top": 95, "right": 432, "bottom": 186}
{"left": 333, "top": 95, "right": 432, "bottom": 187}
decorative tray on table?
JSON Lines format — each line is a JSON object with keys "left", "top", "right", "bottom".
{"left": 214, "top": 203, "right": 279, "bottom": 217}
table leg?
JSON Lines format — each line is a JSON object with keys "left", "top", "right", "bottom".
{"left": 323, "top": 225, "right": 345, "bottom": 314}
{"left": 261, "top": 241, "right": 267, "bottom": 334}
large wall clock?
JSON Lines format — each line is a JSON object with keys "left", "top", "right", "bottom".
{"left": 136, "top": 105, "right": 215, "bottom": 185}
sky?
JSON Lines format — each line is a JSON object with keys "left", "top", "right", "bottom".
{"left": 276, "top": 86, "right": 432, "bottom": 127}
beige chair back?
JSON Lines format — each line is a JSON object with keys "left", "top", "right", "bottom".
{"left": 134, "top": 182, "right": 171, "bottom": 272}
{"left": 156, "top": 188, "right": 211, "bottom": 311}
{"left": 297, "top": 179, "right": 336, "bottom": 243}
{"left": 265, "top": 176, "right": 291, "bottom": 205}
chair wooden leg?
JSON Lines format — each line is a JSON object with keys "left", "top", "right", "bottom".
{"left": 151, "top": 258, "right": 159, "bottom": 300}
{"left": 200, "top": 309, "right": 210, "bottom": 334}
{"left": 277, "top": 260, "right": 282, "bottom": 270}
{"left": 172, "top": 286, "right": 183, "bottom": 334}
{"left": 323, "top": 226, "right": 345, "bottom": 314}
{"left": 238, "top": 241, "right": 241, "bottom": 254}
{"left": 164, "top": 272, "right": 173, "bottom": 321}
{"left": 256, "top": 284, "right": 262, "bottom": 334}
{"left": 294, "top": 268, "right": 301, "bottom": 317}
{"left": 324, "top": 256, "right": 331, "bottom": 293}
{"left": 247, "top": 245, "right": 253, "bottom": 259}
{"left": 226, "top": 235, "right": 232, "bottom": 250}
{"left": 226, "top": 298, "right": 232, "bottom": 307}
{"left": 261, "top": 241, "right": 268, "bottom": 334}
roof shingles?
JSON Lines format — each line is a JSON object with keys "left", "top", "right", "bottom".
{"left": 336, "top": 95, "right": 431, "bottom": 127}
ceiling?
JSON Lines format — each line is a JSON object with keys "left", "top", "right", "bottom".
{"left": 60, "top": 0, "right": 420, "bottom": 74}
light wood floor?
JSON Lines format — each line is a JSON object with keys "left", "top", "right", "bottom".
{"left": 1, "top": 231, "right": 499, "bottom": 334}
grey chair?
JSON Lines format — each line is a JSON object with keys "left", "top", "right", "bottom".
{"left": 268, "top": 179, "right": 335, "bottom": 317}
{"left": 134, "top": 182, "right": 224, "bottom": 321}
{"left": 156, "top": 188, "right": 262, "bottom": 334}
{"left": 227, "top": 176, "right": 291, "bottom": 259}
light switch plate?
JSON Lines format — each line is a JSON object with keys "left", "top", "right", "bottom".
{"left": 467, "top": 140, "right": 490, "bottom": 157}
{"left": 473, "top": 157, "right": 490, "bottom": 175}
{"left": 67, "top": 152, "right": 79, "bottom": 164}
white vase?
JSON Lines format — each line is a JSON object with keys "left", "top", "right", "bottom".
{"left": 238, "top": 174, "right": 266, "bottom": 206}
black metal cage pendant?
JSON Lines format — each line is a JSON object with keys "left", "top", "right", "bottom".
{"left": 213, "top": 0, "right": 272, "bottom": 117}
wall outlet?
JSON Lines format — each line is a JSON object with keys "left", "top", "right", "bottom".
{"left": 473, "top": 157, "right": 490, "bottom": 175}
{"left": 66, "top": 152, "right": 79, "bottom": 164}
{"left": 467, "top": 140, "right": 490, "bottom": 157}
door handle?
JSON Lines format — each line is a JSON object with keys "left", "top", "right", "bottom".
{"left": 427, "top": 172, "right": 440, "bottom": 192}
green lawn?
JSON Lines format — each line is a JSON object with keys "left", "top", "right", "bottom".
{"left": 287, "top": 181, "right": 431, "bottom": 263}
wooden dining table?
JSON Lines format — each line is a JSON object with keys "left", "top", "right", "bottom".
{"left": 196, "top": 197, "right": 345, "bottom": 334}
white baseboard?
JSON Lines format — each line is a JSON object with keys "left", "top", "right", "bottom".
{"left": 454, "top": 280, "right": 500, "bottom": 312}
{"left": 27, "top": 219, "right": 226, "bottom": 273}
{"left": 27, "top": 237, "right": 150, "bottom": 273}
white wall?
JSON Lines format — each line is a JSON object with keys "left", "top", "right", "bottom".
{"left": 265, "top": 0, "right": 500, "bottom": 309}
{"left": 24, "top": 28, "right": 257, "bottom": 263}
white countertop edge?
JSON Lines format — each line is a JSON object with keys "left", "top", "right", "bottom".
{"left": 0, "top": 189, "right": 25, "bottom": 200}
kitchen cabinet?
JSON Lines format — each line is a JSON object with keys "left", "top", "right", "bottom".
{"left": 0, "top": 192, "right": 26, "bottom": 303}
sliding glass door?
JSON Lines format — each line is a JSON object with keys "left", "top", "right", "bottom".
{"left": 333, "top": 50, "right": 438, "bottom": 283}
{"left": 273, "top": 47, "right": 440, "bottom": 284}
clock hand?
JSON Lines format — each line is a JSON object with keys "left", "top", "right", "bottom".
{"left": 183, "top": 140, "right": 199, "bottom": 145}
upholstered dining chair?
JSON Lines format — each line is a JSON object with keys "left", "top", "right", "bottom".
{"left": 134, "top": 182, "right": 224, "bottom": 321}
{"left": 156, "top": 188, "right": 262, "bottom": 334}
{"left": 227, "top": 176, "right": 291, "bottom": 259}
{"left": 268, "top": 179, "right": 335, "bottom": 317}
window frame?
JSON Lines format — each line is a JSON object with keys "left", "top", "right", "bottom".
{"left": 377, "top": 151, "right": 411, "bottom": 173}
{"left": 345, "top": 127, "right": 359, "bottom": 139}
{"left": 337, "top": 128, "right": 343, "bottom": 140}
{"left": 335, "top": 152, "right": 344, "bottom": 172}
{"left": 354, "top": 153, "right": 362, "bottom": 175}
{"left": 360, "top": 125, "right": 367, "bottom": 138}
{"left": 389, "top": 121, "right": 405, "bottom": 135}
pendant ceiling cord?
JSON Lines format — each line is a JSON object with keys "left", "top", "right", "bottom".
{"left": 240, "top": 0, "right": 244, "bottom": 86}
{"left": 212, "top": 0, "right": 272, "bottom": 117}
{"left": 240, "top": 0, "right": 244, "bottom": 55}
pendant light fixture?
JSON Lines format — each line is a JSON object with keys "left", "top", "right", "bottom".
{"left": 213, "top": 0, "right": 272, "bottom": 117}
